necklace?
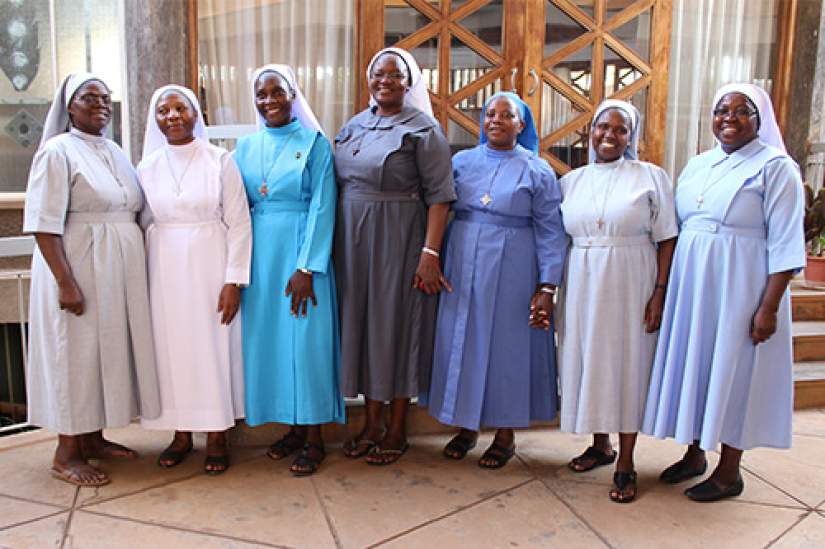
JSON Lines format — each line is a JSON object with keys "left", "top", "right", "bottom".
{"left": 348, "top": 116, "right": 392, "bottom": 157}
{"left": 479, "top": 152, "right": 508, "bottom": 207}
{"left": 586, "top": 164, "right": 620, "bottom": 231}
{"left": 695, "top": 163, "right": 729, "bottom": 209}
{"left": 164, "top": 145, "right": 198, "bottom": 196}
{"left": 259, "top": 130, "right": 297, "bottom": 197}
{"left": 71, "top": 133, "right": 128, "bottom": 204}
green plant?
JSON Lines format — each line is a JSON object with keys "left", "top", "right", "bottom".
{"left": 804, "top": 182, "right": 825, "bottom": 256}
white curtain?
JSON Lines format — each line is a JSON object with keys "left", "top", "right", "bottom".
{"left": 664, "top": 0, "right": 779, "bottom": 178}
{"left": 197, "top": 0, "right": 354, "bottom": 138}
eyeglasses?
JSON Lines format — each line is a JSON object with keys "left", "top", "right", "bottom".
{"left": 712, "top": 107, "right": 756, "bottom": 119}
{"left": 370, "top": 70, "right": 407, "bottom": 82}
{"left": 76, "top": 93, "right": 112, "bottom": 106}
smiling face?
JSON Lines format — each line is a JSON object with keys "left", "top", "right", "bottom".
{"left": 155, "top": 90, "right": 197, "bottom": 146}
{"left": 483, "top": 96, "right": 524, "bottom": 150}
{"left": 712, "top": 92, "right": 759, "bottom": 153}
{"left": 368, "top": 54, "right": 408, "bottom": 113}
{"left": 255, "top": 71, "right": 294, "bottom": 128}
{"left": 590, "top": 108, "right": 630, "bottom": 163}
{"left": 67, "top": 80, "right": 112, "bottom": 135}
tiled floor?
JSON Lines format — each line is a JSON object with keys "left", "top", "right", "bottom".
{"left": 1, "top": 409, "right": 824, "bottom": 548}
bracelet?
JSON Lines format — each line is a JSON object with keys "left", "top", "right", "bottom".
{"left": 422, "top": 246, "right": 440, "bottom": 259}
{"left": 298, "top": 268, "right": 313, "bottom": 276}
{"left": 539, "top": 286, "right": 557, "bottom": 295}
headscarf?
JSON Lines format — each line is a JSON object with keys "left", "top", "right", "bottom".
{"left": 251, "top": 64, "right": 323, "bottom": 133}
{"left": 588, "top": 99, "right": 641, "bottom": 163}
{"left": 38, "top": 72, "right": 108, "bottom": 150}
{"left": 711, "top": 83, "right": 786, "bottom": 153}
{"left": 141, "top": 85, "right": 208, "bottom": 159}
{"left": 366, "top": 47, "right": 433, "bottom": 117}
{"left": 478, "top": 91, "right": 539, "bottom": 153}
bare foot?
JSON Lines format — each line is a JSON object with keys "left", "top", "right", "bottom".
{"left": 82, "top": 432, "right": 138, "bottom": 460}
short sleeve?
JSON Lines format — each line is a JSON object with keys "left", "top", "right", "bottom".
{"left": 414, "top": 127, "right": 457, "bottom": 206}
{"left": 23, "top": 143, "right": 71, "bottom": 235}
{"left": 646, "top": 164, "right": 679, "bottom": 243}
{"left": 763, "top": 157, "right": 805, "bottom": 274}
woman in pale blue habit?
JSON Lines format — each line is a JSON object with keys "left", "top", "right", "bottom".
{"left": 234, "top": 65, "right": 344, "bottom": 477}
{"left": 643, "top": 83, "right": 805, "bottom": 502}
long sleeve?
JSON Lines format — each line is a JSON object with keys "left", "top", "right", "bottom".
{"left": 23, "top": 143, "right": 70, "bottom": 234}
{"left": 763, "top": 156, "right": 806, "bottom": 274}
{"left": 296, "top": 134, "right": 336, "bottom": 274}
{"left": 532, "top": 161, "right": 568, "bottom": 285}
{"left": 220, "top": 151, "right": 252, "bottom": 284}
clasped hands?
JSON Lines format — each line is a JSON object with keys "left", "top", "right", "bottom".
{"left": 414, "top": 252, "right": 452, "bottom": 295}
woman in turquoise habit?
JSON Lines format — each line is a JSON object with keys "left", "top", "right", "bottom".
{"left": 234, "top": 64, "right": 344, "bottom": 476}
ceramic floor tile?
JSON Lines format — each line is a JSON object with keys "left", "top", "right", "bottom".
{"left": 83, "top": 455, "right": 335, "bottom": 548}
{"left": 379, "top": 480, "right": 605, "bottom": 548}
{"left": 64, "top": 510, "right": 269, "bottom": 548}
{"left": 0, "top": 511, "right": 68, "bottom": 548}
{"left": 312, "top": 433, "right": 533, "bottom": 548}
{"left": 771, "top": 511, "right": 825, "bottom": 548}
{"left": 792, "top": 409, "right": 825, "bottom": 438}
{"left": 742, "top": 434, "right": 825, "bottom": 508}
{"left": 552, "top": 478, "right": 806, "bottom": 549}
{"left": 75, "top": 424, "right": 265, "bottom": 508}
{"left": 0, "top": 495, "right": 65, "bottom": 530}
{"left": 0, "top": 439, "right": 77, "bottom": 507}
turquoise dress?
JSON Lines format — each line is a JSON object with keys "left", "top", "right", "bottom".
{"left": 234, "top": 119, "right": 345, "bottom": 426}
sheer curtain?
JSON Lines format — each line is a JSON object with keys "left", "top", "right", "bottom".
{"left": 664, "top": 0, "right": 779, "bottom": 178}
{"left": 197, "top": 0, "right": 354, "bottom": 139}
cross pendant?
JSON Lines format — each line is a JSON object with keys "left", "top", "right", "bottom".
{"left": 696, "top": 195, "right": 704, "bottom": 209}
{"left": 259, "top": 181, "right": 268, "bottom": 197}
{"left": 480, "top": 193, "right": 492, "bottom": 206}
{"left": 596, "top": 218, "right": 605, "bottom": 230}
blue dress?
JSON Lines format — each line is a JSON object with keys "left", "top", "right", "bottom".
{"left": 643, "top": 139, "right": 805, "bottom": 450}
{"left": 423, "top": 144, "right": 567, "bottom": 430}
{"left": 234, "top": 120, "right": 345, "bottom": 426}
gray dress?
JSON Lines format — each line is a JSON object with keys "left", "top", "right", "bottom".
{"left": 334, "top": 104, "right": 456, "bottom": 400}
{"left": 23, "top": 128, "right": 161, "bottom": 434}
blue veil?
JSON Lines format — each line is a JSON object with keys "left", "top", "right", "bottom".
{"left": 479, "top": 91, "right": 539, "bottom": 153}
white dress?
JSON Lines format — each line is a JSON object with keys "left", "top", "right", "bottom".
{"left": 557, "top": 158, "right": 678, "bottom": 434}
{"left": 138, "top": 138, "right": 251, "bottom": 431}
{"left": 24, "top": 128, "right": 161, "bottom": 434}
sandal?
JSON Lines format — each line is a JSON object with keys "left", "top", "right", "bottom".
{"left": 478, "top": 443, "right": 516, "bottom": 469}
{"left": 267, "top": 432, "right": 306, "bottom": 461}
{"left": 342, "top": 437, "right": 379, "bottom": 459}
{"left": 365, "top": 442, "right": 410, "bottom": 466}
{"left": 610, "top": 470, "right": 637, "bottom": 503}
{"left": 51, "top": 464, "right": 110, "bottom": 487}
{"left": 290, "top": 442, "right": 326, "bottom": 477}
{"left": 204, "top": 454, "right": 230, "bottom": 475}
{"left": 568, "top": 446, "right": 616, "bottom": 473}
{"left": 659, "top": 458, "right": 708, "bottom": 484}
{"left": 157, "top": 443, "right": 193, "bottom": 468}
{"left": 443, "top": 434, "right": 477, "bottom": 460}
{"left": 684, "top": 475, "right": 744, "bottom": 502}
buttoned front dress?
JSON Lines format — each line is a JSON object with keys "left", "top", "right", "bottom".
{"left": 423, "top": 144, "right": 566, "bottom": 430}
{"left": 138, "top": 138, "right": 251, "bottom": 432}
{"left": 643, "top": 139, "right": 805, "bottom": 450}
{"left": 334, "top": 104, "right": 456, "bottom": 400}
{"left": 234, "top": 120, "right": 345, "bottom": 426}
{"left": 557, "top": 158, "right": 678, "bottom": 434}
{"left": 24, "top": 128, "right": 161, "bottom": 434}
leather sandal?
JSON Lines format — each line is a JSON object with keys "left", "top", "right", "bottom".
{"left": 568, "top": 446, "right": 616, "bottom": 473}
{"left": 478, "top": 443, "right": 515, "bottom": 469}
{"left": 443, "top": 434, "right": 477, "bottom": 460}
{"left": 610, "top": 470, "right": 637, "bottom": 503}
{"left": 204, "top": 454, "right": 229, "bottom": 475}
{"left": 659, "top": 458, "right": 708, "bottom": 484}
{"left": 290, "top": 442, "right": 326, "bottom": 477}
{"left": 267, "top": 432, "right": 306, "bottom": 461}
{"left": 157, "top": 443, "right": 193, "bottom": 468}
{"left": 685, "top": 475, "right": 744, "bottom": 502}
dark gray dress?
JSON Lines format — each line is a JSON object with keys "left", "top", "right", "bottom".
{"left": 334, "top": 104, "right": 456, "bottom": 400}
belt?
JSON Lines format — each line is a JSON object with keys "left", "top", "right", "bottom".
{"left": 65, "top": 211, "right": 135, "bottom": 224}
{"left": 152, "top": 219, "right": 221, "bottom": 228}
{"left": 454, "top": 209, "right": 532, "bottom": 228}
{"left": 252, "top": 200, "right": 310, "bottom": 214}
{"left": 681, "top": 220, "right": 765, "bottom": 239}
{"left": 572, "top": 234, "right": 651, "bottom": 248}
{"left": 341, "top": 189, "right": 420, "bottom": 202}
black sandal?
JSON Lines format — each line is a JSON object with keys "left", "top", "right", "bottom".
{"left": 157, "top": 443, "right": 193, "bottom": 468}
{"left": 290, "top": 442, "right": 326, "bottom": 477}
{"left": 443, "top": 434, "right": 477, "bottom": 460}
{"left": 659, "top": 458, "right": 708, "bottom": 484}
{"left": 204, "top": 454, "right": 229, "bottom": 475}
{"left": 684, "top": 475, "right": 744, "bottom": 502}
{"left": 478, "top": 443, "right": 515, "bottom": 469}
{"left": 610, "top": 470, "right": 637, "bottom": 503}
{"left": 568, "top": 446, "right": 616, "bottom": 473}
{"left": 267, "top": 432, "right": 306, "bottom": 461}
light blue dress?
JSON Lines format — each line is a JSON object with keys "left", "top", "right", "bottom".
{"left": 423, "top": 144, "right": 567, "bottom": 430}
{"left": 643, "top": 138, "right": 805, "bottom": 450}
{"left": 234, "top": 119, "right": 345, "bottom": 426}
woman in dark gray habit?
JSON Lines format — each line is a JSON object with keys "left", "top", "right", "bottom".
{"left": 333, "top": 47, "right": 456, "bottom": 465}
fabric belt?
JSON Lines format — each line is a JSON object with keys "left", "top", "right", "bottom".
{"left": 681, "top": 220, "right": 766, "bottom": 239}
{"left": 65, "top": 211, "right": 135, "bottom": 224}
{"left": 454, "top": 209, "right": 533, "bottom": 229}
{"left": 572, "top": 234, "right": 651, "bottom": 248}
{"left": 153, "top": 219, "right": 221, "bottom": 228}
{"left": 252, "top": 200, "right": 310, "bottom": 214}
{"left": 341, "top": 189, "right": 420, "bottom": 202}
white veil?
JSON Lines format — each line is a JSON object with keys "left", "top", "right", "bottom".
{"left": 366, "top": 47, "right": 433, "bottom": 117}
{"left": 711, "top": 83, "right": 787, "bottom": 153}
{"left": 251, "top": 64, "right": 323, "bottom": 134}
{"left": 38, "top": 72, "right": 108, "bottom": 150}
{"left": 141, "top": 85, "right": 208, "bottom": 159}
